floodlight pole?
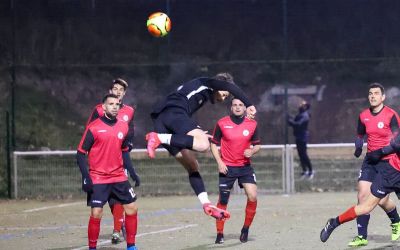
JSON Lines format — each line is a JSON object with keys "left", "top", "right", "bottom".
{"left": 282, "top": 0, "right": 294, "bottom": 194}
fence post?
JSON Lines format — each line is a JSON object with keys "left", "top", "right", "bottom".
{"left": 284, "top": 144, "right": 295, "bottom": 194}
{"left": 6, "top": 112, "right": 12, "bottom": 198}
{"left": 289, "top": 145, "right": 295, "bottom": 193}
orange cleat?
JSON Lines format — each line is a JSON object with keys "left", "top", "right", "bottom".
{"left": 145, "top": 132, "right": 161, "bottom": 158}
{"left": 203, "top": 203, "right": 230, "bottom": 221}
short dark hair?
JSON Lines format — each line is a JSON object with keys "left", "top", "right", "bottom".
{"left": 368, "top": 82, "right": 385, "bottom": 94}
{"left": 214, "top": 72, "right": 234, "bottom": 84}
{"left": 102, "top": 93, "right": 119, "bottom": 103}
{"left": 110, "top": 78, "right": 128, "bottom": 90}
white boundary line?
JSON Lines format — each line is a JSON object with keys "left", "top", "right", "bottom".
{"left": 71, "top": 224, "right": 198, "bottom": 250}
{"left": 23, "top": 202, "right": 83, "bottom": 213}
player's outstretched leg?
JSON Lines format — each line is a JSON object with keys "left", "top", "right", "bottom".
{"left": 203, "top": 203, "right": 230, "bottom": 220}
{"left": 320, "top": 218, "right": 338, "bottom": 242}
{"left": 215, "top": 233, "right": 224, "bottom": 244}
{"left": 145, "top": 132, "right": 161, "bottom": 158}
{"left": 240, "top": 226, "right": 249, "bottom": 243}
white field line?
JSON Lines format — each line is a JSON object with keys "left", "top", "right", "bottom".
{"left": 23, "top": 202, "right": 83, "bottom": 213}
{"left": 71, "top": 224, "right": 198, "bottom": 250}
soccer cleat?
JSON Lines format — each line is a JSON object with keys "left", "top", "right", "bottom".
{"left": 240, "top": 226, "right": 249, "bottom": 243}
{"left": 392, "top": 222, "right": 400, "bottom": 241}
{"left": 300, "top": 171, "right": 309, "bottom": 180}
{"left": 348, "top": 236, "right": 368, "bottom": 247}
{"left": 307, "top": 171, "right": 315, "bottom": 180}
{"left": 215, "top": 233, "right": 224, "bottom": 244}
{"left": 320, "top": 218, "right": 337, "bottom": 242}
{"left": 145, "top": 132, "right": 161, "bottom": 158}
{"left": 111, "top": 231, "right": 122, "bottom": 244}
{"left": 203, "top": 203, "right": 230, "bottom": 220}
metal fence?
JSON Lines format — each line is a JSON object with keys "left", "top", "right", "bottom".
{"left": 11, "top": 143, "right": 363, "bottom": 199}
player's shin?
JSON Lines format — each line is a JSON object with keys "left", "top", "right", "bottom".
{"left": 244, "top": 199, "right": 257, "bottom": 228}
{"left": 216, "top": 203, "right": 227, "bottom": 233}
{"left": 112, "top": 203, "right": 124, "bottom": 232}
{"left": 125, "top": 213, "right": 138, "bottom": 247}
{"left": 88, "top": 216, "right": 101, "bottom": 249}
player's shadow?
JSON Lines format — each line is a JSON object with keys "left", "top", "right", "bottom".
{"left": 180, "top": 233, "right": 253, "bottom": 249}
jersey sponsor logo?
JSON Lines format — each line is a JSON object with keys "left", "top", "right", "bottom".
{"left": 118, "top": 132, "right": 124, "bottom": 139}
{"left": 243, "top": 129, "right": 250, "bottom": 136}
{"left": 377, "top": 122, "right": 384, "bottom": 129}
{"left": 98, "top": 130, "right": 107, "bottom": 133}
{"left": 123, "top": 115, "right": 129, "bottom": 121}
{"left": 224, "top": 126, "right": 233, "bottom": 129}
{"left": 364, "top": 118, "right": 369, "bottom": 121}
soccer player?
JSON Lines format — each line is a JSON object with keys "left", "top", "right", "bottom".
{"left": 320, "top": 83, "right": 400, "bottom": 246}
{"left": 145, "top": 73, "right": 257, "bottom": 220}
{"left": 288, "top": 101, "right": 313, "bottom": 179}
{"left": 77, "top": 94, "right": 138, "bottom": 250}
{"left": 210, "top": 98, "right": 260, "bottom": 244}
{"left": 86, "top": 78, "right": 139, "bottom": 244}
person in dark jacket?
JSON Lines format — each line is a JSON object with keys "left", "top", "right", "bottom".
{"left": 288, "top": 100, "right": 313, "bottom": 179}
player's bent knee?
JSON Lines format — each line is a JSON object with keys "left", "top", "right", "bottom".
{"left": 247, "top": 195, "right": 257, "bottom": 202}
{"left": 123, "top": 203, "right": 138, "bottom": 215}
{"left": 195, "top": 140, "right": 210, "bottom": 152}
{"left": 91, "top": 207, "right": 103, "bottom": 218}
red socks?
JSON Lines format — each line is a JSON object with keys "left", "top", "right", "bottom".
{"left": 244, "top": 200, "right": 257, "bottom": 227}
{"left": 111, "top": 203, "right": 124, "bottom": 232}
{"left": 216, "top": 203, "right": 227, "bottom": 233}
{"left": 125, "top": 213, "right": 138, "bottom": 245}
{"left": 88, "top": 216, "right": 101, "bottom": 249}
{"left": 338, "top": 206, "right": 357, "bottom": 224}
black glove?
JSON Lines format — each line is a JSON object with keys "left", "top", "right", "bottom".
{"left": 131, "top": 172, "right": 141, "bottom": 187}
{"left": 82, "top": 176, "right": 93, "bottom": 193}
{"left": 354, "top": 148, "right": 362, "bottom": 158}
{"left": 353, "top": 137, "right": 364, "bottom": 158}
{"left": 365, "top": 149, "right": 384, "bottom": 164}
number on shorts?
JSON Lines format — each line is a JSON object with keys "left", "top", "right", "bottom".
{"left": 253, "top": 173, "right": 257, "bottom": 182}
{"left": 128, "top": 187, "right": 135, "bottom": 198}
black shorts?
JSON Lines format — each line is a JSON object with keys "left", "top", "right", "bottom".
{"left": 219, "top": 166, "right": 257, "bottom": 190}
{"left": 87, "top": 181, "right": 137, "bottom": 208}
{"left": 358, "top": 159, "right": 378, "bottom": 182}
{"left": 370, "top": 160, "right": 400, "bottom": 199}
{"left": 152, "top": 107, "right": 199, "bottom": 156}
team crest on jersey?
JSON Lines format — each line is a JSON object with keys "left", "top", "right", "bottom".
{"left": 377, "top": 122, "right": 384, "bottom": 129}
{"left": 123, "top": 115, "right": 129, "bottom": 121}
{"left": 117, "top": 132, "right": 124, "bottom": 139}
{"left": 243, "top": 129, "right": 250, "bottom": 136}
